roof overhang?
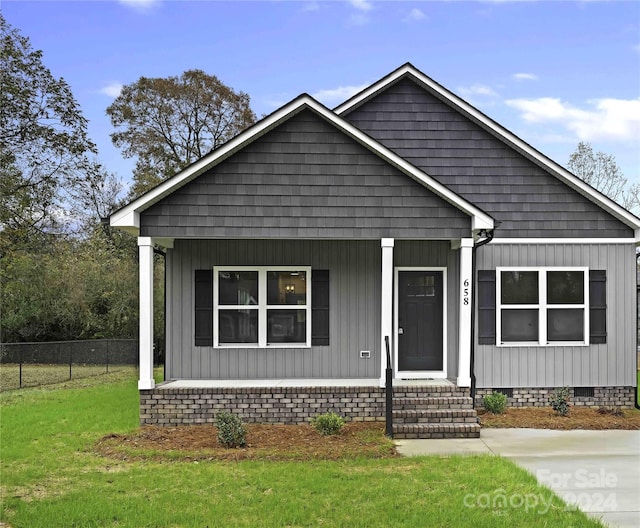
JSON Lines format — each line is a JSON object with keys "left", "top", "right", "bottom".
{"left": 335, "top": 63, "right": 640, "bottom": 241}
{"left": 110, "top": 93, "right": 494, "bottom": 237}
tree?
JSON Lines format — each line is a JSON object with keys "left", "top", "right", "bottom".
{"left": 106, "top": 70, "right": 256, "bottom": 199}
{"left": 0, "top": 13, "right": 99, "bottom": 250}
{"left": 568, "top": 141, "right": 639, "bottom": 214}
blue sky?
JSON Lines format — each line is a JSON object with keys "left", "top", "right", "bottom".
{"left": 3, "top": 0, "right": 639, "bottom": 193}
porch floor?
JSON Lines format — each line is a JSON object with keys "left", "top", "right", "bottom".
{"left": 157, "top": 378, "right": 456, "bottom": 389}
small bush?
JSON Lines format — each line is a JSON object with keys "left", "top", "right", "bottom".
{"left": 311, "top": 412, "right": 345, "bottom": 436}
{"left": 483, "top": 392, "right": 507, "bottom": 414}
{"left": 215, "top": 411, "right": 247, "bottom": 448}
{"left": 549, "top": 387, "right": 571, "bottom": 416}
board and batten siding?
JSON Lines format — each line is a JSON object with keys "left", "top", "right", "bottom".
{"left": 474, "top": 243, "right": 636, "bottom": 388}
{"left": 343, "top": 77, "right": 632, "bottom": 239}
{"left": 140, "top": 109, "right": 471, "bottom": 241}
{"left": 165, "top": 239, "right": 463, "bottom": 380}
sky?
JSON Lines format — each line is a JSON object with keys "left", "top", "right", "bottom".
{"left": 3, "top": 0, "right": 640, "bottom": 195}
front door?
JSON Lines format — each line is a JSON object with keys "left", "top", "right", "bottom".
{"left": 396, "top": 269, "right": 445, "bottom": 377}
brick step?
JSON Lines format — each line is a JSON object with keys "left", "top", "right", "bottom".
{"left": 392, "top": 387, "right": 471, "bottom": 398}
{"left": 392, "top": 396, "right": 474, "bottom": 410}
{"left": 393, "top": 422, "right": 481, "bottom": 439}
{"left": 393, "top": 408, "right": 478, "bottom": 424}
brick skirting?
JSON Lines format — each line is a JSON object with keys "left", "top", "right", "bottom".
{"left": 475, "top": 386, "right": 636, "bottom": 409}
{"left": 139, "top": 385, "right": 468, "bottom": 426}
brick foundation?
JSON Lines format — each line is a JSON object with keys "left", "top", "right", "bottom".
{"left": 139, "top": 384, "right": 470, "bottom": 426}
{"left": 475, "top": 386, "right": 636, "bottom": 409}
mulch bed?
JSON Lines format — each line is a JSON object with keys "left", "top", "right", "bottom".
{"left": 95, "top": 422, "right": 398, "bottom": 462}
{"left": 479, "top": 406, "right": 640, "bottom": 430}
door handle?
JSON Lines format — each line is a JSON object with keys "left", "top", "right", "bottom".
{"left": 398, "top": 327, "right": 404, "bottom": 335}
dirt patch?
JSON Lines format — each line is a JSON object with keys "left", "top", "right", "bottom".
{"left": 479, "top": 406, "right": 640, "bottom": 430}
{"left": 95, "top": 422, "right": 398, "bottom": 462}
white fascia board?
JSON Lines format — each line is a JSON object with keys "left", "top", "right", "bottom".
{"left": 108, "top": 96, "right": 313, "bottom": 232}
{"left": 110, "top": 91, "right": 493, "bottom": 234}
{"left": 491, "top": 238, "right": 638, "bottom": 245}
{"left": 336, "top": 64, "right": 640, "bottom": 234}
{"left": 303, "top": 98, "right": 494, "bottom": 231}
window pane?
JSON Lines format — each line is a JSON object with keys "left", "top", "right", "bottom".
{"left": 501, "top": 271, "right": 538, "bottom": 304}
{"left": 267, "top": 271, "right": 307, "bottom": 305}
{"left": 218, "top": 309, "right": 258, "bottom": 344}
{"left": 267, "top": 309, "right": 306, "bottom": 343}
{"left": 501, "top": 309, "right": 538, "bottom": 342}
{"left": 218, "top": 271, "right": 258, "bottom": 305}
{"left": 548, "top": 309, "right": 584, "bottom": 341}
{"left": 547, "top": 271, "right": 584, "bottom": 304}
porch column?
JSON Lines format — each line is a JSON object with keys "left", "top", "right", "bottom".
{"left": 138, "top": 237, "right": 155, "bottom": 390}
{"left": 380, "top": 238, "right": 394, "bottom": 387}
{"left": 457, "top": 238, "right": 473, "bottom": 387}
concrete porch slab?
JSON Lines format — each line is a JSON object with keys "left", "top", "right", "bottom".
{"left": 158, "top": 378, "right": 455, "bottom": 389}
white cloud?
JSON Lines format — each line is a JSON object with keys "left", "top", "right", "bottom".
{"left": 118, "top": 0, "right": 160, "bottom": 12}
{"left": 505, "top": 97, "right": 640, "bottom": 142}
{"left": 312, "top": 83, "right": 369, "bottom": 107}
{"left": 403, "top": 8, "right": 426, "bottom": 22}
{"left": 512, "top": 72, "right": 538, "bottom": 81}
{"left": 99, "top": 82, "right": 123, "bottom": 98}
{"left": 458, "top": 84, "right": 499, "bottom": 98}
{"left": 349, "top": 0, "right": 372, "bottom": 11}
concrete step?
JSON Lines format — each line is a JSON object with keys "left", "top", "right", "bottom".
{"left": 393, "top": 408, "right": 478, "bottom": 424}
{"left": 392, "top": 396, "right": 474, "bottom": 410}
{"left": 393, "top": 422, "right": 481, "bottom": 439}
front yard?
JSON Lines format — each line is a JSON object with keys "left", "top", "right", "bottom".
{"left": 0, "top": 371, "right": 606, "bottom": 527}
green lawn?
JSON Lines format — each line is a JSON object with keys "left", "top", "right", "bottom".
{"left": 0, "top": 372, "right": 604, "bottom": 528}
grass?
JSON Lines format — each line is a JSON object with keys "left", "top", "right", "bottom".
{"left": 0, "top": 363, "right": 136, "bottom": 391}
{"left": 0, "top": 371, "right": 605, "bottom": 527}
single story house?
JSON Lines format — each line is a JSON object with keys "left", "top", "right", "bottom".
{"left": 111, "top": 63, "right": 639, "bottom": 438}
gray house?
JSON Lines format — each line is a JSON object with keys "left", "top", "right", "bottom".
{"left": 111, "top": 64, "right": 639, "bottom": 438}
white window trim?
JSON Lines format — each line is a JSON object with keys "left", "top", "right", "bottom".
{"left": 496, "top": 266, "right": 589, "bottom": 347}
{"left": 213, "top": 266, "right": 312, "bottom": 348}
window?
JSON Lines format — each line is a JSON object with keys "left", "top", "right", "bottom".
{"left": 497, "top": 267, "right": 588, "bottom": 346}
{"left": 214, "top": 267, "right": 311, "bottom": 347}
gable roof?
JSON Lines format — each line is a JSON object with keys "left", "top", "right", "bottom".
{"left": 336, "top": 63, "right": 640, "bottom": 239}
{"left": 110, "top": 93, "right": 494, "bottom": 236}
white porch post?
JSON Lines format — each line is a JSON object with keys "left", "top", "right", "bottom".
{"left": 457, "top": 238, "right": 473, "bottom": 387}
{"left": 138, "top": 237, "right": 155, "bottom": 390}
{"left": 380, "top": 238, "right": 395, "bottom": 387}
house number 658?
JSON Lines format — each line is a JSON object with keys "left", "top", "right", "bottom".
{"left": 463, "top": 279, "right": 470, "bottom": 305}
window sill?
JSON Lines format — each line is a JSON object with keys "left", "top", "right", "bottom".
{"left": 497, "top": 341, "right": 589, "bottom": 347}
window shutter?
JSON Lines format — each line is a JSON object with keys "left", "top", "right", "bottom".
{"left": 589, "top": 270, "right": 606, "bottom": 344}
{"left": 194, "top": 270, "right": 213, "bottom": 347}
{"left": 477, "top": 270, "right": 496, "bottom": 345}
{"left": 312, "top": 270, "right": 329, "bottom": 346}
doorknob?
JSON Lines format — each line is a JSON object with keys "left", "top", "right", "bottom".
{"left": 398, "top": 327, "right": 404, "bottom": 335}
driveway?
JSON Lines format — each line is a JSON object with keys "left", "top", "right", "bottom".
{"left": 396, "top": 429, "right": 640, "bottom": 528}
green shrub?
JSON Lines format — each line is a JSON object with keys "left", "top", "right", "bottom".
{"left": 483, "top": 392, "right": 507, "bottom": 414}
{"left": 549, "top": 387, "right": 571, "bottom": 416}
{"left": 215, "top": 411, "right": 247, "bottom": 447}
{"left": 311, "top": 412, "right": 345, "bottom": 436}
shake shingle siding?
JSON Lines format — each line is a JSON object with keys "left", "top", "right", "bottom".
{"left": 342, "top": 77, "right": 632, "bottom": 238}
{"left": 140, "top": 109, "right": 471, "bottom": 239}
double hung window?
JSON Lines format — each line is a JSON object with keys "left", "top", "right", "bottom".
{"left": 497, "top": 267, "right": 588, "bottom": 346}
{"left": 214, "top": 267, "right": 311, "bottom": 347}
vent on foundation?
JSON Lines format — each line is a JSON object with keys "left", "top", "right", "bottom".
{"left": 493, "top": 388, "right": 513, "bottom": 398}
{"left": 574, "top": 387, "right": 595, "bottom": 398}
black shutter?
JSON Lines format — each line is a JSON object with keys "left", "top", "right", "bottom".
{"left": 194, "top": 270, "right": 213, "bottom": 347}
{"left": 477, "top": 270, "right": 496, "bottom": 345}
{"left": 312, "top": 270, "right": 329, "bottom": 346}
{"left": 589, "top": 270, "right": 606, "bottom": 344}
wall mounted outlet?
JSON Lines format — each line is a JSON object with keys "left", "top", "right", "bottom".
{"left": 360, "top": 350, "right": 371, "bottom": 359}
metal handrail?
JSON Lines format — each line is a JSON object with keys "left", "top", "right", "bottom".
{"left": 385, "top": 335, "right": 393, "bottom": 438}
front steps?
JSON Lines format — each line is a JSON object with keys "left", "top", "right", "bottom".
{"left": 391, "top": 385, "right": 480, "bottom": 439}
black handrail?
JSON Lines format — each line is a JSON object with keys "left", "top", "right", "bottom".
{"left": 385, "top": 335, "right": 393, "bottom": 438}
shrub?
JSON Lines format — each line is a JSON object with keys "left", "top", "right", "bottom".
{"left": 311, "top": 412, "right": 345, "bottom": 436}
{"left": 549, "top": 387, "right": 571, "bottom": 416}
{"left": 215, "top": 411, "right": 247, "bottom": 448}
{"left": 483, "top": 392, "right": 507, "bottom": 414}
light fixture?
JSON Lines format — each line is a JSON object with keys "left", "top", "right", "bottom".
{"left": 285, "top": 284, "right": 295, "bottom": 293}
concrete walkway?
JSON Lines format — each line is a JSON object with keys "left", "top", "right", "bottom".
{"left": 396, "top": 429, "right": 640, "bottom": 528}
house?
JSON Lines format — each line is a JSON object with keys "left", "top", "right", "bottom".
{"left": 110, "top": 63, "right": 639, "bottom": 438}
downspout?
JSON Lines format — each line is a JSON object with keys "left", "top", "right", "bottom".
{"left": 470, "top": 229, "right": 494, "bottom": 409}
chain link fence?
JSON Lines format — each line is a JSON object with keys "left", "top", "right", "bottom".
{"left": 0, "top": 339, "right": 139, "bottom": 391}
